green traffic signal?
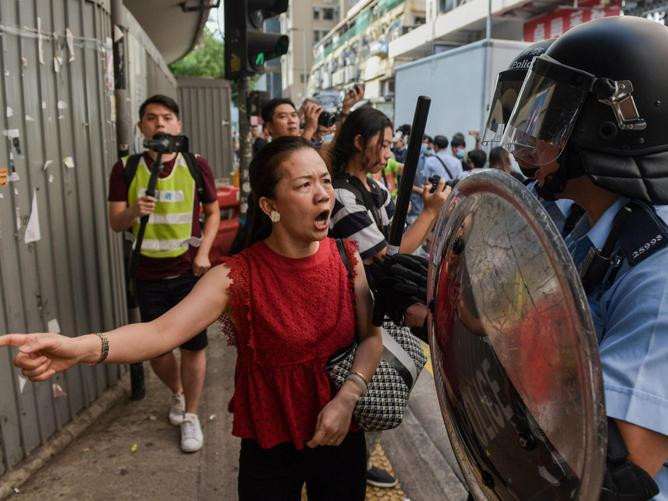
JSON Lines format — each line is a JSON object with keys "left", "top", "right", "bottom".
{"left": 224, "top": 0, "right": 289, "bottom": 79}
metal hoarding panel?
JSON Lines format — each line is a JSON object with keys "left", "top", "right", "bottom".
{"left": 0, "top": 0, "right": 125, "bottom": 474}
{"left": 177, "top": 78, "right": 234, "bottom": 179}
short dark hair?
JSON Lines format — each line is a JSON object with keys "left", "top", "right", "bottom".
{"left": 433, "top": 135, "right": 449, "bottom": 149}
{"left": 451, "top": 132, "right": 466, "bottom": 148}
{"left": 261, "top": 98, "right": 296, "bottom": 123}
{"left": 468, "top": 149, "right": 487, "bottom": 169}
{"left": 423, "top": 134, "right": 433, "bottom": 143}
{"left": 139, "top": 94, "right": 179, "bottom": 120}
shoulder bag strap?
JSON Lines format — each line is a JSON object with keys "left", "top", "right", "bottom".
{"left": 334, "top": 238, "right": 360, "bottom": 346}
{"left": 335, "top": 238, "right": 353, "bottom": 278}
{"left": 431, "top": 153, "right": 455, "bottom": 180}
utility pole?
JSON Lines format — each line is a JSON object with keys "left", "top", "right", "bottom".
{"left": 237, "top": 76, "right": 253, "bottom": 222}
{"left": 111, "top": 0, "right": 144, "bottom": 401}
{"left": 224, "top": 0, "right": 290, "bottom": 221}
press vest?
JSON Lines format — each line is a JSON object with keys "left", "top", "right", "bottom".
{"left": 125, "top": 153, "right": 196, "bottom": 259}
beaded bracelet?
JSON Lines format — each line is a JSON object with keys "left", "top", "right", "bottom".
{"left": 94, "top": 332, "right": 109, "bottom": 365}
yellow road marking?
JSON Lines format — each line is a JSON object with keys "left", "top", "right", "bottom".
{"left": 421, "top": 341, "right": 433, "bottom": 376}
{"left": 365, "top": 442, "right": 407, "bottom": 500}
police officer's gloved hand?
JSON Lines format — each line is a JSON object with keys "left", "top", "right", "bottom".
{"left": 367, "top": 254, "right": 428, "bottom": 327}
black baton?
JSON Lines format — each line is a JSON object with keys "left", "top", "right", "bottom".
{"left": 387, "top": 96, "right": 431, "bottom": 255}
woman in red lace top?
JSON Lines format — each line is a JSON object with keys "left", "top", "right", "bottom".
{"left": 0, "top": 137, "right": 383, "bottom": 501}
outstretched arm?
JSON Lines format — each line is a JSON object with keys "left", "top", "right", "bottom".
{"left": 0, "top": 264, "right": 232, "bottom": 380}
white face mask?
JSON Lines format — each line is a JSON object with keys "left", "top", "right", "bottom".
{"left": 321, "top": 133, "right": 335, "bottom": 144}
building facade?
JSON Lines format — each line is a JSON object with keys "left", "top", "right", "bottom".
{"left": 309, "top": 0, "right": 624, "bottom": 121}
{"left": 309, "top": 0, "right": 426, "bottom": 120}
{"left": 281, "top": 0, "right": 341, "bottom": 103}
{"left": 390, "top": 0, "right": 622, "bottom": 60}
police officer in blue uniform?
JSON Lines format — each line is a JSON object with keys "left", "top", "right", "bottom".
{"left": 501, "top": 16, "right": 668, "bottom": 500}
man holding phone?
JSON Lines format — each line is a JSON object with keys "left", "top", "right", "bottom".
{"left": 107, "top": 94, "right": 220, "bottom": 453}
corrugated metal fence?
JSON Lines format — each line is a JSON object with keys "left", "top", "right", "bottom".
{"left": 0, "top": 0, "right": 177, "bottom": 478}
{"left": 177, "top": 78, "right": 234, "bottom": 179}
{"left": 0, "top": 0, "right": 123, "bottom": 476}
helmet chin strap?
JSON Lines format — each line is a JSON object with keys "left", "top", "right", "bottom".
{"left": 535, "top": 143, "right": 585, "bottom": 201}
{"left": 536, "top": 171, "right": 567, "bottom": 201}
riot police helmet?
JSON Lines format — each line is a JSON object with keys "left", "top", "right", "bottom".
{"left": 482, "top": 39, "right": 554, "bottom": 146}
{"left": 502, "top": 16, "right": 668, "bottom": 202}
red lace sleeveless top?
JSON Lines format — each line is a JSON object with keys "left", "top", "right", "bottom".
{"left": 220, "top": 238, "right": 358, "bottom": 449}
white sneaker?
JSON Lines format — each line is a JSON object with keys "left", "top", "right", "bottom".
{"left": 180, "top": 413, "right": 203, "bottom": 453}
{"left": 169, "top": 393, "right": 186, "bottom": 426}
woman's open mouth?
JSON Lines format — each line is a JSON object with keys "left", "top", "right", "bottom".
{"left": 314, "top": 209, "right": 330, "bottom": 231}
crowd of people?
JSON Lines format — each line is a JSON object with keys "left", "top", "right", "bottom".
{"left": 1, "top": 14, "right": 667, "bottom": 501}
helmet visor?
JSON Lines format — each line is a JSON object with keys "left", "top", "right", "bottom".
{"left": 501, "top": 56, "right": 594, "bottom": 166}
{"left": 482, "top": 69, "right": 525, "bottom": 145}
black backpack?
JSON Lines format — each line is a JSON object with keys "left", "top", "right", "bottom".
{"left": 123, "top": 152, "right": 205, "bottom": 198}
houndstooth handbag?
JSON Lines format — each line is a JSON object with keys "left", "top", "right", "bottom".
{"left": 327, "top": 240, "right": 427, "bottom": 431}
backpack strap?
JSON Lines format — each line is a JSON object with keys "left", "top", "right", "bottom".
{"left": 181, "top": 152, "right": 206, "bottom": 199}
{"left": 122, "top": 154, "right": 142, "bottom": 189}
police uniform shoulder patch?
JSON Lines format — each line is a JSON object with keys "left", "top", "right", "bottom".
{"left": 619, "top": 201, "right": 668, "bottom": 266}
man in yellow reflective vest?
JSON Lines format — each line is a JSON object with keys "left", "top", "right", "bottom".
{"left": 107, "top": 95, "right": 220, "bottom": 453}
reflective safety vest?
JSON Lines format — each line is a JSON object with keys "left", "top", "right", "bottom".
{"left": 125, "top": 153, "right": 196, "bottom": 258}
{"left": 373, "top": 157, "right": 400, "bottom": 197}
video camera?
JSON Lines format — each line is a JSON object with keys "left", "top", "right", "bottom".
{"left": 304, "top": 93, "right": 341, "bottom": 128}
{"left": 318, "top": 111, "right": 338, "bottom": 128}
{"left": 428, "top": 175, "right": 458, "bottom": 192}
{"left": 143, "top": 133, "right": 190, "bottom": 154}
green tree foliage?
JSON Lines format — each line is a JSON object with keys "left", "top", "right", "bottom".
{"left": 169, "top": 27, "right": 224, "bottom": 78}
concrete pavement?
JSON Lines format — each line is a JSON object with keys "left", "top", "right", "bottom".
{"left": 4, "top": 332, "right": 469, "bottom": 500}
{"left": 8, "top": 329, "right": 239, "bottom": 500}
{"left": 383, "top": 368, "right": 468, "bottom": 500}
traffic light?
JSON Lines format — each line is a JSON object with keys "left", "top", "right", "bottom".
{"left": 248, "top": 90, "right": 270, "bottom": 117}
{"left": 225, "top": 0, "right": 290, "bottom": 80}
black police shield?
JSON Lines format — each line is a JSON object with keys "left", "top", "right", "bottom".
{"left": 427, "top": 170, "right": 606, "bottom": 500}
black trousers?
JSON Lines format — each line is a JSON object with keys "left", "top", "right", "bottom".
{"left": 238, "top": 431, "right": 367, "bottom": 501}
{"left": 135, "top": 272, "right": 208, "bottom": 351}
